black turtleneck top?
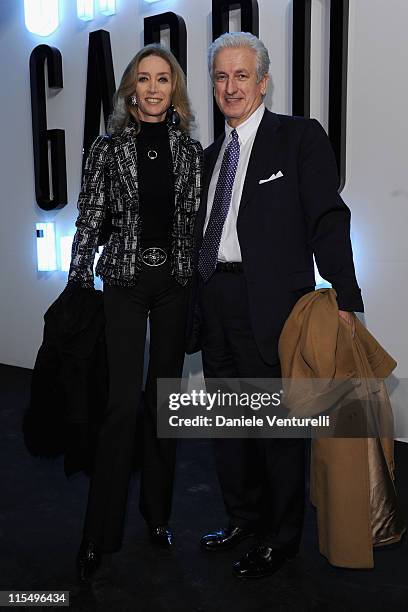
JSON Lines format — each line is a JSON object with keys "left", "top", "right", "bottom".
{"left": 136, "top": 119, "right": 175, "bottom": 249}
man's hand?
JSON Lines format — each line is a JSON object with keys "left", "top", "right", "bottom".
{"left": 338, "top": 310, "right": 355, "bottom": 337}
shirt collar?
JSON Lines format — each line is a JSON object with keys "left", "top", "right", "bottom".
{"left": 225, "top": 102, "right": 265, "bottom": 146}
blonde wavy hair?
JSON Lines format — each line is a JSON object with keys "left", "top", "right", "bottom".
{"left": 108, "top": 44, "right": 194, "bottom": 136}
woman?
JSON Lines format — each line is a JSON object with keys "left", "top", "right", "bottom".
{"left": 67, "top": 44, "right": 203, "bottom": 582}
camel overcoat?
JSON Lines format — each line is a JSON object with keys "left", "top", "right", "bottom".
{"left": 279, "top": 288, "right": 406, "bottom": 568}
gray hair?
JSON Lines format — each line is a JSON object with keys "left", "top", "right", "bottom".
{"left": 208, "top": 32, "right": 270, "bottom": 83}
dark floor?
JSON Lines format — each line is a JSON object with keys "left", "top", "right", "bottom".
{"left": 1, "top": 363, "right": 408, "bottom": 612}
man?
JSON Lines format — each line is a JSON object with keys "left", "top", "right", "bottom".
{"left": 187, "top": 32, "right": 363, "bottom": 579}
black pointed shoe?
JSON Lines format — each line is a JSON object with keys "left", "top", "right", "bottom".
{"left": 232, "top": 545, "right": 297, "bottom": 579}
{"left": 150, "top": 525, "right": 174, "bottom": 548}
{"left": 76, "top": 539, "right": 102, "bottom": 583}
{"left": 200, "top": 526, "right": 255, "bottom": 551}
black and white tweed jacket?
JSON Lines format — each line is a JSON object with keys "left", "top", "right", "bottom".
{"left": 68, "top": 121, "right": 203, "bottom": 288}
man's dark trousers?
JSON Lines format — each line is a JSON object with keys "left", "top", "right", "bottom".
{"left": 200, "top": 267, "right": 305, "bottom": 553}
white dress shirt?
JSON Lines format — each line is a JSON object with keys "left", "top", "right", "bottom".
{"left": 204, "top": 102, "right": 265, "bottom": 262}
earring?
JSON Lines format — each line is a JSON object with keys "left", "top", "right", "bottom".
{"left": 167, "top": 104, "right": 180, "bottom": 127}
{"left": 129, "top": 94, "right": 138, "bottom": 107}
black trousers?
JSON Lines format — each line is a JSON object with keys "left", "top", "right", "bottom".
{"left": 199, "top": 269, "right": 305, "bottom": 552}
{"left": 83, "top": 261, "right": 189, "bottom": 552}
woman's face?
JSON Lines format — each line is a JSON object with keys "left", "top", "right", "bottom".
{"left": 133, "top": 55, "right": 173, "bottom": 122}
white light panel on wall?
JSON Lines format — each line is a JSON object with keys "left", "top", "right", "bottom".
{"left": 77, "top": 0, "right": 94, "bottom": 21}
{"left": 36, "top": 223, "right": 57, "bottom": 271}
{"left": 98, "top": 0, "right": 116, "bottom": 16}
{"left": 24, "top": 0, "right": 60, "bottom": 37}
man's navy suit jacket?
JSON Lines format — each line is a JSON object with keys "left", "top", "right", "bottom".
{"left": 186, "top": 109, "right": 364, "bottom": 364}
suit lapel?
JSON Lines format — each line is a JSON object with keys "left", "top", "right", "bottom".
{"left": 195, "top": 134, "right": 225, "bottom": 243}
{"left": 168, "top": 126, "right": 185, "bottom": 212}
{"left": 238, "top": 110, "right": 281, "bottom": 214}
{"left": 203, "top": 134, "right": 224, "bottom": 195}
{"left": 111, "top": 126, "right": 139, "bottom": 209}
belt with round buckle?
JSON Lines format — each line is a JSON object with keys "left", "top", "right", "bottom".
{"left": 142, "top": 247, "right": 167, "bottom": 266}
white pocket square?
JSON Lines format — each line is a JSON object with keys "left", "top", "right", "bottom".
{"left": 259, "top": 170, "right": 284, "bottom": 184}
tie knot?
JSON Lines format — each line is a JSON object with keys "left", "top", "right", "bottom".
{"left": 231, "top": 129, "right": 238, "bottom": 141}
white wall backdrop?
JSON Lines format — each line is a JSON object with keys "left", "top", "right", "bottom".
{"left": 0, "top": 0, "right": 407, "bottom": 429}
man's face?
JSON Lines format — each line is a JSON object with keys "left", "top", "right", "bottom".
{"left": 213, "top": 46, "right": 268, "bottom": 128}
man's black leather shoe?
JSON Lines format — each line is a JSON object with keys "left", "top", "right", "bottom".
{"left": 200, "top": 526, "right": 255, "bottom": 551}
{"left": 150, "top": 526, "right": 174, "bottom": 548}
{"left": 232, "top": 545, "right": 297, "bottom": 579}
{"left": 76, "top": 539, "right": 102, "bottom": 583}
